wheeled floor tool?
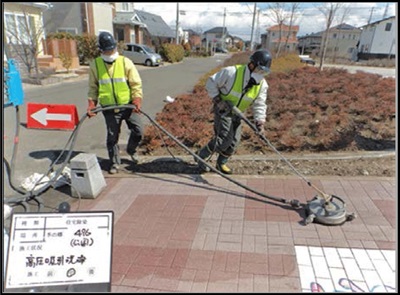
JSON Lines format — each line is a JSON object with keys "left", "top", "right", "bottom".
{"left": 232, "top": 106, "right": 356, "bottom": 226}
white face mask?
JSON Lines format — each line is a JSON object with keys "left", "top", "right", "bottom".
{"left": 251, "top": 72, "right": 265, "bottom": 84}
{"left": 101, "top": 51, "right": 119, "bottom": 63}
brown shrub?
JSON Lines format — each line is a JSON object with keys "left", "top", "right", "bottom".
{"left": 142, "top": 57, "right": 395, "bottom": 155}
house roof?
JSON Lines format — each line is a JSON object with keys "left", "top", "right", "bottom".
{"left": 183, "top": 29, "right": 200, "bottom": 36}
{"left": 297, "top": 32, "right": 323, "bottom": 39}
{"left": 330, "top": 23, "right": 360, "bottom": 31}
{"left": 114, "top": 11, "right": 145, "bottom": 26}
{"left": 135, "top": 10, "right": 175, "bottom": 38}
{"left": 298, "top": 23, "right": 359, "bottom": 39}
{"left": 113, "top": 10, "right": 175, "bottom": 38}
{"left": 359, "top": 15, "right": 395, "bottom": 28}
{"left": 267, "top": 24, "right": 299, "bottom": 32}
{"left": 204, "top": 27, "right": 229, "bottom": 35}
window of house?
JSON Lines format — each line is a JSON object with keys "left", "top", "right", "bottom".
{"left": 333, "top": 33, "right": 337, "bottom": 39}
{"left": 122, "top": 3, "right": 129, "bottom": 11}
{"left": 116, "top": 28, "right": 124, "bottom": 41}
{"left": 5, "top": 13, "right": 34, "bottom": 44}
{"left": 385, "top": 23, "right": 392, "bottom": 31}
{"left": 57, "top": 28, "right": 78, "bottom": 35}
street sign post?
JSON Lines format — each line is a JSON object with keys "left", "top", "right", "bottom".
{"left": 27, "top": 103, "right": 79, "bottom": 130}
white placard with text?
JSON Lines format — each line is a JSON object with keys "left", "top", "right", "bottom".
{"left": 5, "top": 211, "right": 113, "bottom": 289}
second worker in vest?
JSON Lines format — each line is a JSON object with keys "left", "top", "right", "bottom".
{"left": 195, "top": 49, "right": 272, "bottom": 174}
{"left": 87, "top": 32, "right": 143, "bottom": 174}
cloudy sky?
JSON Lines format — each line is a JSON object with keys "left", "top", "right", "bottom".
{"left": 134, "top": 2, "right": 397, "bottom": 41}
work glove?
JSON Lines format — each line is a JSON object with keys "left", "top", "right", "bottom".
{"left": 132, "top": 97, "right": 142, "bottom": 113}
{"left": 87, "top": 99, "right": 97, "bottom": 118}
{"left": 255, "top": 120, "right": 265, "bottom": 136}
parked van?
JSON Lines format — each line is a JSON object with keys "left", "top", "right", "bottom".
{"left": 123, "top": 43, "right": 162, "bottom": 67}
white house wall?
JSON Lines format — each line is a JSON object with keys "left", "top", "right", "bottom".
{"left": 359, "top": 17, "right": 396, "bottom": 55}
{"left": 92, "top": 3, "right": 114, "bottom": 35}
{"left": 370, "top": 18, "right": 396, "bottom": 55}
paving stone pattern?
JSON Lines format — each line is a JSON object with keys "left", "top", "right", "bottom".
{"left": 70, "top": 174, "right": 396, "bottom": 293}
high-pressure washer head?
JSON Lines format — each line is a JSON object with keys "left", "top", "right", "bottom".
{"left": 231, "top": 105, "right": 357, "bottom": 226}
{"left": 304, "top": 195, "right": 356, "bottom": 226}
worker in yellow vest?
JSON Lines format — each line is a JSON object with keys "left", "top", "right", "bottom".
{"left": 87, "top": 32, "right": 143, "bottom": 174}
{"left": 195, "top": 49, "right": 272, "bottom": 174}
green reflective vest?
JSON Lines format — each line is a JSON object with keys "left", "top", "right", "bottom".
{"left": 220, "top": 65, "right": 262, "bottom": 112}
{"left": 95, "top": 56, "right": 131, "bottom": 106}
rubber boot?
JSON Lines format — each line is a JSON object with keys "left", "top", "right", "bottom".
{"left": 195, "top": 145, "right": 212, "bottom": 173}
{"left": 216, "top": 154, "right": 233, "bottom": 175}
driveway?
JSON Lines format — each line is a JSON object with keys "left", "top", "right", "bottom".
{"left": 322, "top": 63, "right": 395, "bottom": 78}
{"left": 3, "top": 54, "right": 231, "bottom": 196}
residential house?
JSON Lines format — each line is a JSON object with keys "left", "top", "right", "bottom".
{"left": 202, "top": 27, "right": 230, "bottom": 51}
{"left": 230, "top": 35, "right": 244, "bottom": 51}
{"left": 297, "top": 23, "right": 361, "bottom": 60}
{"left": 261, "top": 23, "right": 299, "bottom": 53}
{"left": 322, "top": 23, "right": 361, "bottom": 60}
{"left": 183, "top": 29, "right": 201, "bottom": 49}
{"left": 43, "top": 2, "right": 115, "bottom": 36}
{"left": 114, "top": 9, "right": 175, "bottom": 50}
{"left": 113, "top": 11, "right": 145, "bottom": 44}
{"left": 357, "top": 16, "right": 396, "bottom": 60}
{"left": 297, "top": 32, "right": 323, "bottom": 55}
{"left": 4, "top": 2, "right": 49, "bottom": 75}
{"left": 41, "top": 2, "right": 115, "bottom": 70}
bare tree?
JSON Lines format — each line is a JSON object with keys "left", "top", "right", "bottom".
{"left": 283, "top": 2, "right": 301, "bottom": 54}
{"left": 315, "top": 3, "right": 344, "bottom": 70}
{"left": 4, "top": 8, "right": 46, "bottom": 76}
{"left": 267, "top": 2, "right": 288, "bottom": 57}
{"left": 332, "top": 5, "right": 351, "bottom": 63}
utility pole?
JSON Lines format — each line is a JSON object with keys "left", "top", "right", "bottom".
{"left": 383, "top": 3, "right": 389, "bottom": 18}
{"left": 222, "top": 8, "right": 226, "bottom": 49}
{"left": 176, "top": 3, "right": 179, "bottom": 44}
{"left": 368, "top": 7, "right": 374, "bottom": 24}
{"left": 255, "top": 8, "right": 260, "bottom": 47}
{"left": 249, "top": 3, "right": 256, "bottom": 51}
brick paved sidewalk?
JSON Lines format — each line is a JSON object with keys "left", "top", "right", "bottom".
{"left": 70, "top": 174, "right": 396, "bottom": 293}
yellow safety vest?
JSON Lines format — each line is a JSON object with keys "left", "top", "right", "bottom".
{"left": 95, "top": 56, "right": 131, "bottom": 106}
{"left": 220, "top": 65, "right": 262, "bottom": 112}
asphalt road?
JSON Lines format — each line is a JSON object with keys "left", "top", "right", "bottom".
{"left": 3, "top": 54, "right": 230, "bottom": 196}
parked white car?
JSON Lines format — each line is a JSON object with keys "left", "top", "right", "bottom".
{"left": 299, "top": 55, "right": 316, "bottom": 66}
{"left": 123, "top": 44, "right": 162, "bottom": 67}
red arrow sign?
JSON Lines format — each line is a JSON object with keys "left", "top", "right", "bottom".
{"left": 27, "top": 103, "right": 79, "bottom": 130}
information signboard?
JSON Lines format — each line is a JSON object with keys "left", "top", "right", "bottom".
{"left": 4, "top": 211, "right": 113, "bottom": 292}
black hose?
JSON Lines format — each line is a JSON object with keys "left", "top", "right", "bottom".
{"left": 4, "top": 104, "right": 303, "bottom": 209}
{"left": 232, "top": 106, "right": 330, "bottom": 199}
{"left": 138, "top": 107, "right": 302, "bottom": 207}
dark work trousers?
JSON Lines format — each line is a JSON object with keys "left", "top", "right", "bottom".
{"left": 206, "top": 109, "right": 242, "bottom": 163}
{"left": 102, "top": 108, "right": 143, "bottom": 166}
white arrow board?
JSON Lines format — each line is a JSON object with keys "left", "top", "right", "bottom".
{"left": 31, "top": 108, "right": 72, "bottom": 126}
